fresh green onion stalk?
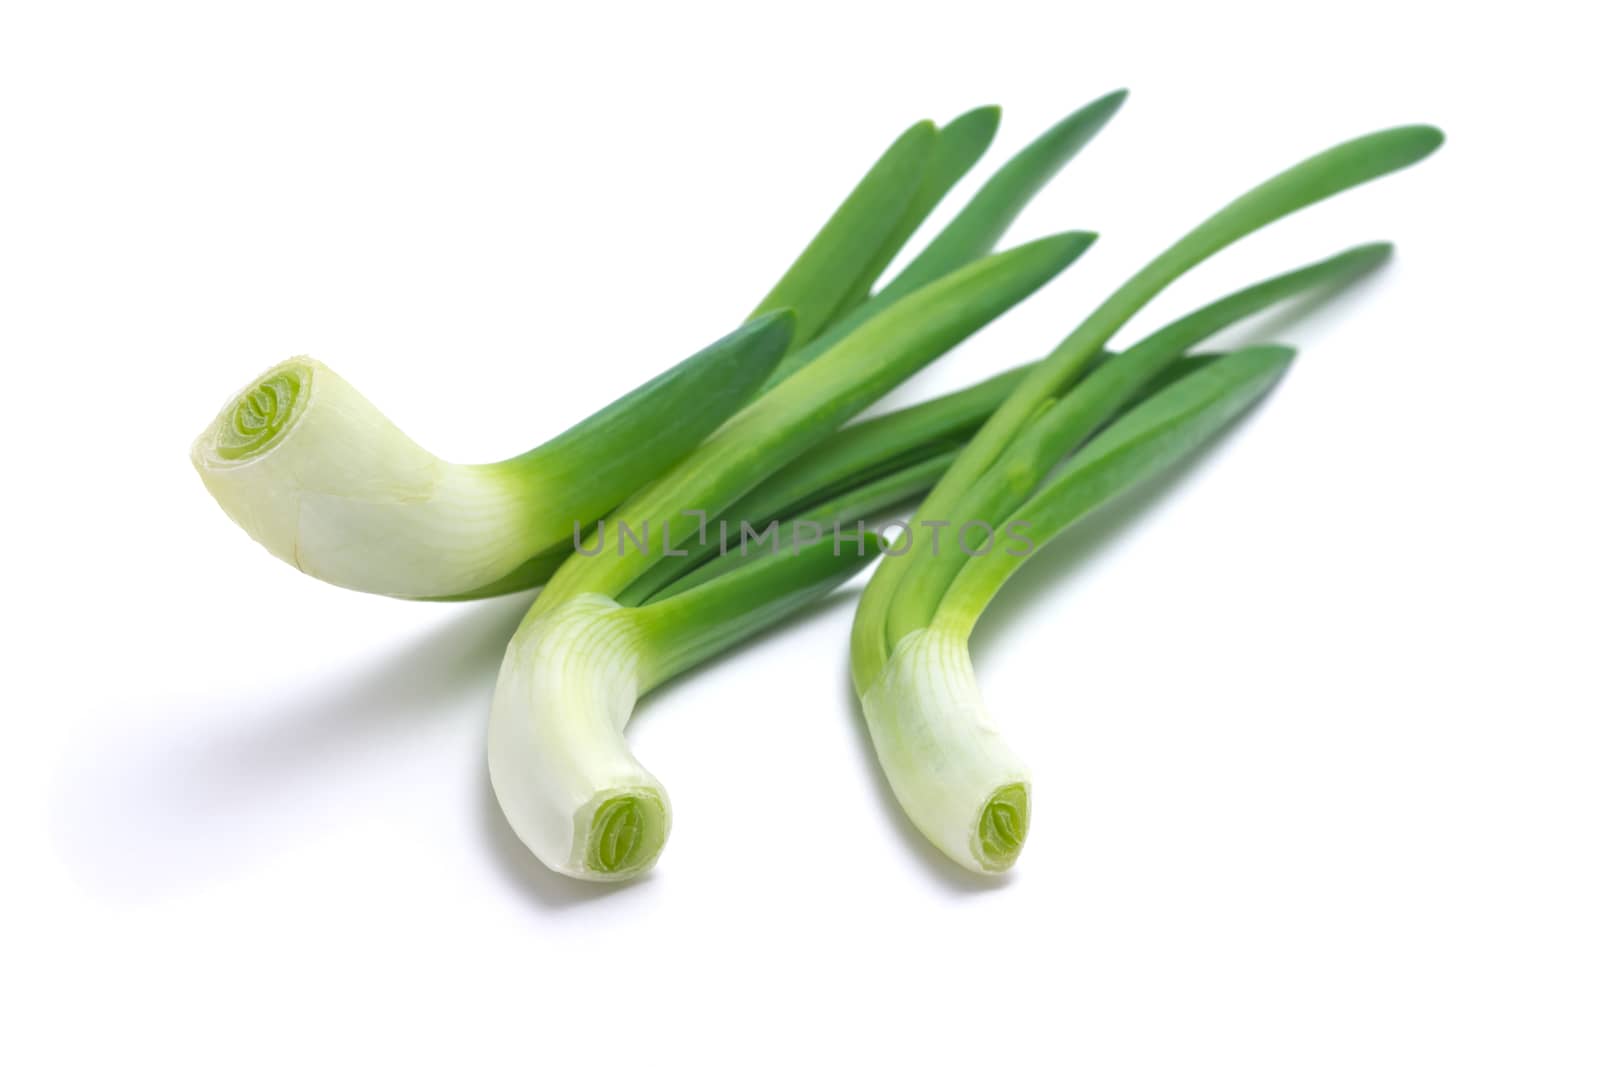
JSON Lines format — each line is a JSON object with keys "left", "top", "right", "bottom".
{"left": 851, "top": 125, "right": 1444, "bottom": 874}
{"left": 190, "top": 313, "right": 793, "bottom": 599}
{"left": 860, "top": 345, "right": 1297, "bottom": 872}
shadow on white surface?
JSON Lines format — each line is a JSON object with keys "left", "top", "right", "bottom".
{"left": 52, "top": 594, "right": 534, "bottom": 900}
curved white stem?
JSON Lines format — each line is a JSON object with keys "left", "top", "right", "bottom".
{"left": 191, "top": 358, "right": 543, "bottom": 598}
{"left": 860, "top": 625, "right": 1031, "bottom": 873}
{"left": 487, "top": 594, "right": 670, "bottom": 881}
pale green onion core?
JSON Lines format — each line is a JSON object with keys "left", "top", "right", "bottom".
{"left": 977, "top": 783, "right": 1030, "bottom": 870}
{"left": 214, "top": 364, "right": 309, "bottom": 460}
{"left": 585, "top": 793, "right": 668, "bottom": 876}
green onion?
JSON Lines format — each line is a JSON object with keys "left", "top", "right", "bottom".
{"left": 488, "top": 232, "right": 1094, "bottom": 880}
{"left": 859, "top": 346, "right": 1296, "bottom": 872}
{"left": 190, "top": 312, "right": 794, "bottom": 599}
{"left": 850, "top": 125, "right": 1444, "bottom": 874}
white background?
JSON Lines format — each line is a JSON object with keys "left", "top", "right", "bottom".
{"left": 4, "top": 1, "right": 1596, "bottom": 1063}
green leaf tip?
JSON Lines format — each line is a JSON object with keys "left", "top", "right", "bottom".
{"left": 1364, "top": 124, "right": 1445, "bottom": 170}
{"left": 1295, "top": 124, "right": 1445, "bottom": 194}
{"left": 1028, "top": 88, "right": 1127, "bottom": 158}
{"left": 1404, "top": 123, "right": 1446, "bottom": 154}
{"left": 1037, "top": 228, "right": 1100, "bottom": 262}
{"left": 746, "top": 306, "right": 799, "bottom": 344}
{"left": 1088, "top": 87, "right": 1130, "bottom": 117}
{"left": 976, "top": 782, "right": 1030, "bottom": 871}
{"left": 1341, "top": 240, "right": 1395, "bottom": 268}
{"left": 946, "top": 104, "right": 1001, "bottom": 137}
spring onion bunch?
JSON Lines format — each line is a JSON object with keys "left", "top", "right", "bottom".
{"left": 187, "top": 89, "right": 1443, "bottom": 890}
{"left": 850, "top": 125, "right": 1444, "bottom": 874}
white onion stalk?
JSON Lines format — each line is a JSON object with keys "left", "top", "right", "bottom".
{"left": 488, "top": 594, "right": 667, "bottom": 879}
{"left": 490, "top": 529, "right": 899, "bottom": 879}
{"left": 861, "top": 624, "right": 1030, "bottom": 872}
{"left": 193, "top": 358, "right": 548, "bottom": 598}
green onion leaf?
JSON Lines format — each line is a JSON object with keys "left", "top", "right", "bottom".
{"left": 860, "top": 346, "right": 1296, "bottom": 875}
